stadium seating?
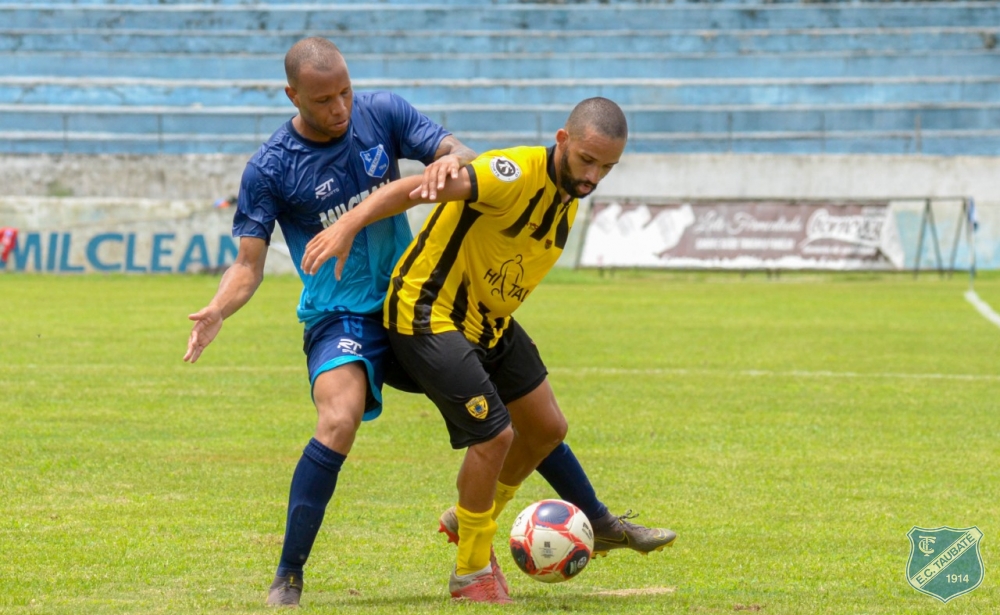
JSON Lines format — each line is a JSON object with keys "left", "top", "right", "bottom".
{"left": 0, "top": 0, "right": 997, "bottom": 155}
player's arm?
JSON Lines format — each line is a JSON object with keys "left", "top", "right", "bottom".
{"left": 418, "top": 135, "right": 477, "bottom": 200}
{"left": 301, "top": 168, "right": 473, "bottom": 278}
{"left": 183, "top": 236, "right": 268, "bottom": 363}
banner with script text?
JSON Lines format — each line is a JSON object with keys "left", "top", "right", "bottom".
{"left": 579, "top": 199, "right": 905, "bottom": 270}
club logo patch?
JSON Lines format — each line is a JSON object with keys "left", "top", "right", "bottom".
{"left": 906, "top": 526, "right": 985, "bottom": 603}
{"left": 490, "top": 156, "right": 521, "bottom": 182}
{"left": 465, "top": 395, "right": 489, "bottom": 419}
{"left": 360, "top": 144, "right": 390, "bottom": 179}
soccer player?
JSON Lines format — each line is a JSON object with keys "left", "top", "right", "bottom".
{"left": 301, "top": 97, "right": 677, "bottom": 603}
{"left": 182, "top": 37, "right": 477, "bottom": 607}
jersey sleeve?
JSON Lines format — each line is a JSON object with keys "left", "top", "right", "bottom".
{"left": 466, "top": 153, "right": 530, "bottom": 215}
{"left": 382, "top": 92, "right": 451, "bottom": 165}
{"left": 232, "top": 161, "right": 278, "bottom": 243}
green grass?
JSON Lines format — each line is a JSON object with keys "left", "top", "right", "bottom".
{"left": 2, "top": 270, "right": 999, "bottom": 614}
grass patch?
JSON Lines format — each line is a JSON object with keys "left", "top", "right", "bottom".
{"left": 2, "top": 271, "right": 998, "bottom": 613}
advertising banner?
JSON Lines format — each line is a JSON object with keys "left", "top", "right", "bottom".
{"left": 580, "top": 199, "right": 905, "bottom": 270}
{"left": 0, "top": 198, "right": 295, "bottom": 274}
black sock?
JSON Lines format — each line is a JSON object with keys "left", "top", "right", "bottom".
{"left": 276, "top": 438, "right": 346, "bottom": 577}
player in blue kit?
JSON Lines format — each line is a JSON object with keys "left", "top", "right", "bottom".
{"left": 183, "top": 37, "right": 476, "bottom": 607}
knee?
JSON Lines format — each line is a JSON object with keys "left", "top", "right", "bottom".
{"left": 486, "top": 424, "right": 515, "bottom": 459}
{"left": 527, "top": 413, "right": 567, "bottom": 454}
{"left": 315, "top": 403, "right": 363, "bottom": 443}
{"left": 495, "top": 423, "right": 514, "bottom": 449}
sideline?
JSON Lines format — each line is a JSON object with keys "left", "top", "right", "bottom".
{"left": 965, "top": 289, "right": 1000, "bottom": 330}
{"left": 549, "top": 366, "right": 1000, "bottom": 382}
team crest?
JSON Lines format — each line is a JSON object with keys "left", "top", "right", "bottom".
{"left": 906, "top": 526, "right": 984, "bottom": 603}
{"left": 360, "top": 144, "right": 390, "bottom": 178}
{"left": 465, "top": 395, "right": 489, "bottom": 419}
{"left": 490, "top": 156, "right": 521, "bottom": 182}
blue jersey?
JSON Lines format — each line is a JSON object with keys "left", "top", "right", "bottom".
{"left": 233, "top": 91, "right": 449, "bottom": 328}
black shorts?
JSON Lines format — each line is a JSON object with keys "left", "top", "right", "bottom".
{"left": 388, "top": 318, "right": 548, "bottom": 449}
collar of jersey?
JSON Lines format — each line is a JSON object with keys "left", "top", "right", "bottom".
{"left": 286, "top": 118, "right": 351, "bottom": 149}
{"left": 545, "top": 144, "right": 557, "bottom": 186}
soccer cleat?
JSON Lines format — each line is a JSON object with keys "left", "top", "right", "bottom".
{"left": 438, "top": 506, "right": 460, "bottom": 545}
{"left": 590, "top": 509, "right": 677, "bottom": 556}
{"left": 266, "top": 573, "right": 303, "bottom": 607}
{"left": 438, "top": 506, "right": 509, "bottom": 594}
{"left": 449, "top": 567, "right": 513, "bottom": 604}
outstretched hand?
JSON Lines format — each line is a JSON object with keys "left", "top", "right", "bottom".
{"left": 301, "top": 220, "right": 357, "bottom": 279}
{"left": 184, "top": 305, "right": 224, "bottom": 363}
{"left": 418, "top": 153, "right": 463, "bottom": 200}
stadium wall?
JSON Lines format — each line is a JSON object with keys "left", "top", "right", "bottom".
{"left": 0, "top": 153, "right": 997, "bottom": 273}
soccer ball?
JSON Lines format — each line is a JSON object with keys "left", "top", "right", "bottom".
{"left": 508, "top": 499, "right": 594, "bottom": 583}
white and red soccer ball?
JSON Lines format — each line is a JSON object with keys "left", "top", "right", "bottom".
{"left": 509, "top": 499, "right": 593, "bottom": 583}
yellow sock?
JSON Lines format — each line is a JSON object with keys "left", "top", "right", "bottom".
{"left": 492, "top": 481, "right": 521, "bottom": 521}
{"left": 455, "top": 503, "right": 497, "bottom": 576}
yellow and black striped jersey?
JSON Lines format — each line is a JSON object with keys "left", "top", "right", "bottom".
{"left": 384, "top": 145, "right": 576, "bottom": 348}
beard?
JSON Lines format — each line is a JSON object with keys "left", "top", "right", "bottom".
{"left": 558, "top": 148, "right": 596, "bottom": 199}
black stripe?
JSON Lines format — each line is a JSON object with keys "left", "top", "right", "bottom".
{"left": 386, "top": 202, "right": 447, "bottom": 332}
{"left": 466, "top": 164, "right": 479, "bottom": 204}
{"left": 449, "top": 274, "right": 471, "bottom": 333}
{"left": 530, "top": 191, "right": 562, "bottom": 241}
{"left": 545, "top": 145, "right": 557, "bottom": 186}
{"left": 501, "top": 186, "right": 545, "bottom": 238}
{"left": 411, "top": 204, "right": 483, "bottom": 334}
{"left": 475, "top": 301, "right": 494, "bottom": 348}
{"left": 554, "top": 202, "right": 572, "bottom": 249}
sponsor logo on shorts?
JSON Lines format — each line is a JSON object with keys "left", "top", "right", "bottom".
{"left": 490, "top": 156, "right": 521, "bottom": 182}
{"left": 337, "top": 339, "right": 363, "bottom": 356}
{"left": 465, "top": 395, "right": 489, "bottom": 419}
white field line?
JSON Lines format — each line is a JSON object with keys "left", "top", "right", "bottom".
{"left": 965, "top": 289, "right": 1000, "bottom": 330}
{"left": 7, "top": 364, "right": 999, "bottom": 382}
{"left": 549, "top": 367, "right": 1000, "bottom": 382}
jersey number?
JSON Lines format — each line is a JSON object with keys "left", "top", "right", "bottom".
{"left": 342, "top": 316, "right": 364, "bottom": 337}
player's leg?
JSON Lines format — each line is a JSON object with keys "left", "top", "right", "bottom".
{"left": 267, "top": 313, "right": 388, "bottom": 607}
{"left": 389, "top": 329, "right": 513, "bottom": 603}
{"left": 490, "top": 319, "right": 678, "bottom": 555}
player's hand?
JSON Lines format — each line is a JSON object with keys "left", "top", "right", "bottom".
{"left": 419, "top": 153, "right": 462, "bottom": 200}
{"left": 301, "top": 221, "right": 356, "bottom": 279}
{"left": 184, "top": 305, "right": 224, "bottom": 363}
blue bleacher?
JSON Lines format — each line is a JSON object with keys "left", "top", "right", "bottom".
{"left": 0, "top": 0, "right": 997, "bottom": 156}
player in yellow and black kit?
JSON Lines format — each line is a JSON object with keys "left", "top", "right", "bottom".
{"left": 302, "top": 98, "right": 676, "bottom": 603}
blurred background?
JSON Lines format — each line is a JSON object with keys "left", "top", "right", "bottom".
{"left": 1, "top": 0, "right": 997, "bottom": 274}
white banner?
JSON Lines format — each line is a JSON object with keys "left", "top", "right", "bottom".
{"left": 580, "top": 199, "right": 905, "bottom": 270}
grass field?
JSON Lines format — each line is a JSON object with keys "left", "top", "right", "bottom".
{"left": 2, "top": 270, "right": 999, "bottom": 614}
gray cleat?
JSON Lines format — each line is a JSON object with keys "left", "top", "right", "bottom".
{"left": 267, "top": 573, "right": 303, "bottom": 607}
{"left": 590, "top": 509, "right": 677, "bottom": 556}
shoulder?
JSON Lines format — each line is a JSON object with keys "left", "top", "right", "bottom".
{"left": 475, "top": 146, "right": 547, "bottom": 183}
{"left": 354, "top": 90, "right": 411, "bottom": 117}
{"left": 242, "top": 125, "right": 301, "bottom": 187}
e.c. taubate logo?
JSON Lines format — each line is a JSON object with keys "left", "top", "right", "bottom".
{"left": 906, "top": 526, "right": 984, "bottom": 603}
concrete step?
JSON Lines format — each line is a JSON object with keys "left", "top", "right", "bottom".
{"left": 2, "top": 127, "right": 997, "bottom": 156}
{"left": 0, "top": 76, "right": 996, "bottom": 107}
{"left": 2, "top": 103, "right": 997, "bottom": 138}
{"left": 14, "top": 0, "right": 843, "bottom": 5}
{"left": 3, "top": 50, "right": 997, "bottom": 80}
{"left": 4, "top": 4, "right": 998, "bottom": 32}
{"left": 3, "top": 27, "right": 996, "bottom": 55}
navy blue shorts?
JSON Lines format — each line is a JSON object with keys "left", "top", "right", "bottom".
{"left": 304, "top": 311, "right": 421, "bottom": 422}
